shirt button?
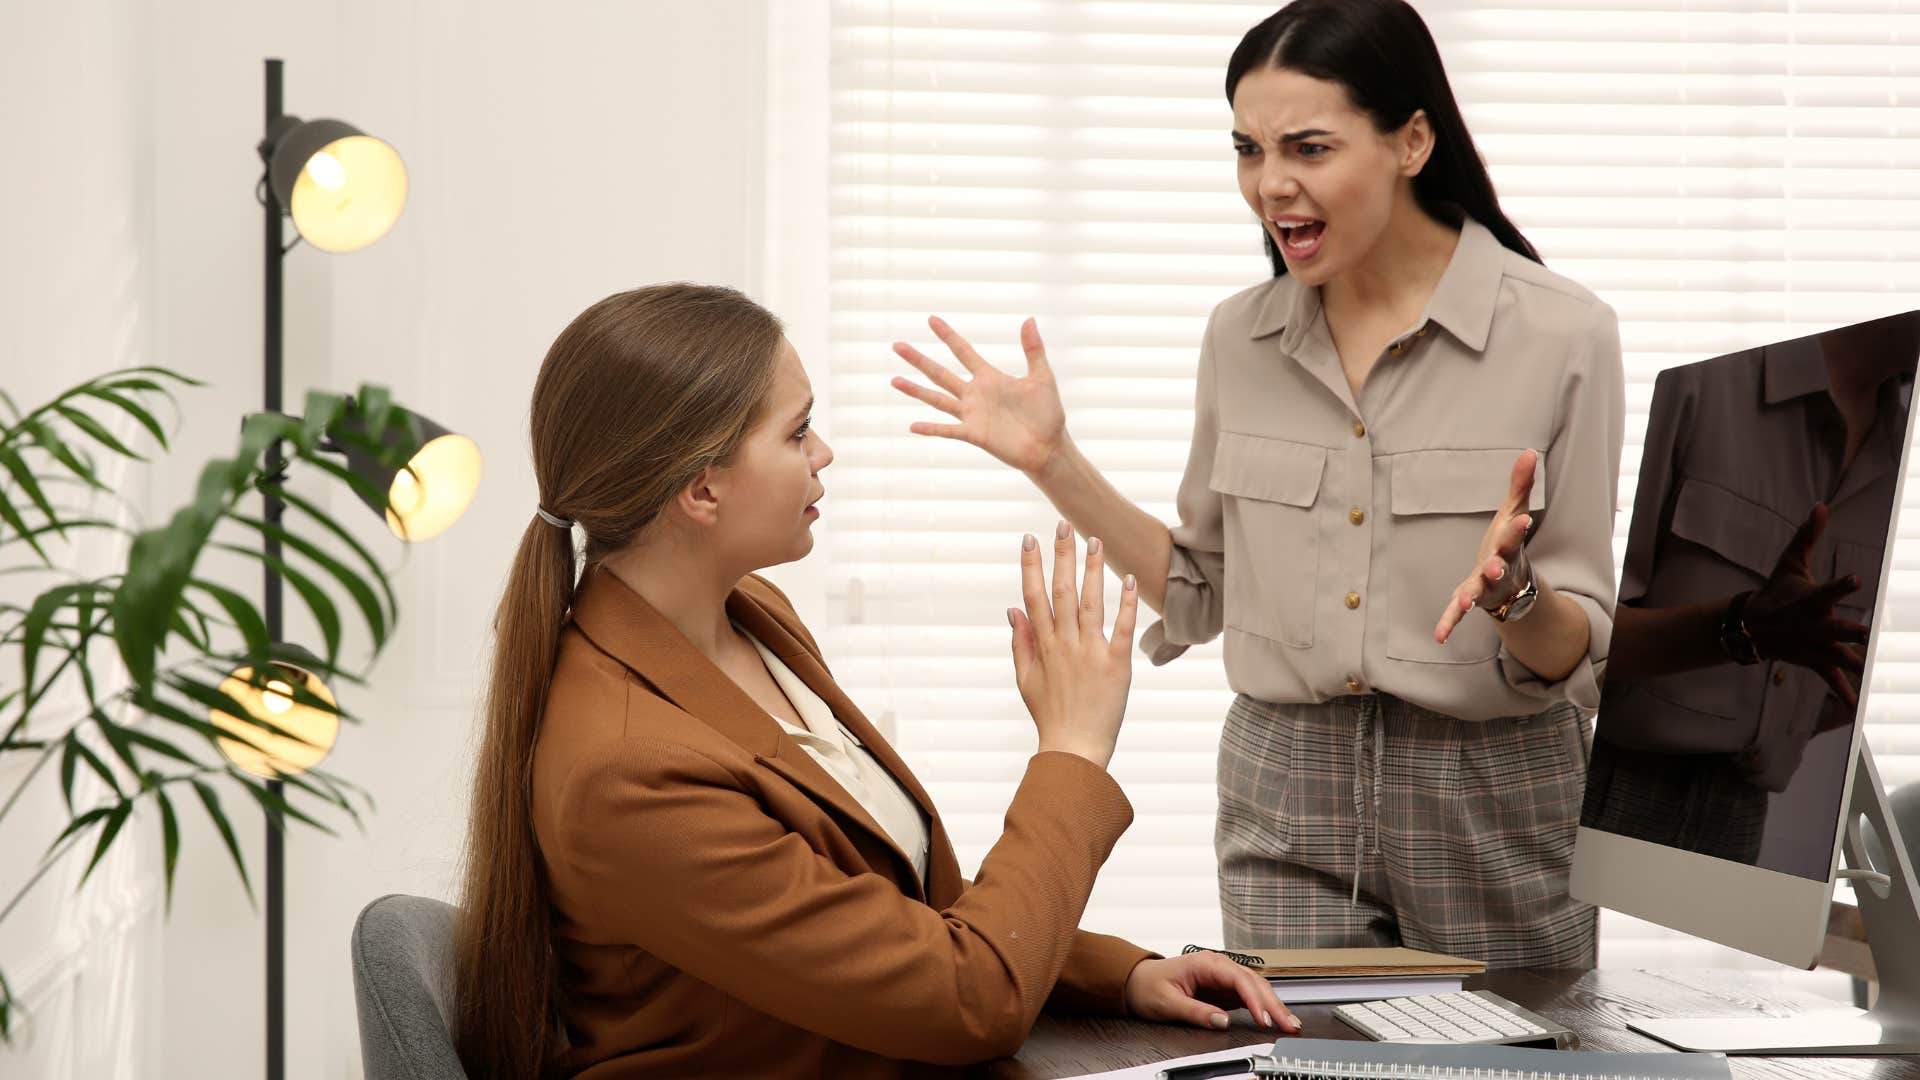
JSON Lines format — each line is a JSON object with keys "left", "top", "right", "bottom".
{"left": 1353, "top": 421, "right": 1367, "bottom": 438}
{"left": 1349, "top": 507, "right": 1365, "bottom": 526}
{"left": 1773, "top": 669, "right": 1787, "bottom": 686}
{"left": 1346, "top": 676, "right": 1363, "bottom": 693}
{"left": 1345, "top": 591, "right": 1362, "bottom": 610}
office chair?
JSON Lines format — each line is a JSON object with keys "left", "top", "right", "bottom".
{"left": 351, "top": 893, "right": 470, "bottom": 1079}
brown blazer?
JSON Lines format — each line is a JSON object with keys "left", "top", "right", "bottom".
{"left": 532, "top": 566, "right": 1155, "bottom": 1079}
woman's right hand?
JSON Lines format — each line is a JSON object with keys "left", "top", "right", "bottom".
{"left": 1008, "top": 521, "right": 1139, "bottom": 769}
{"left": 892, "top": 316, "right": 1068, "bottom": 477}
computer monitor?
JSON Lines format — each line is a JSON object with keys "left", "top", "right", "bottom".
{"left": 1570, "top": 310, "right": 1920, "bottom": 1054}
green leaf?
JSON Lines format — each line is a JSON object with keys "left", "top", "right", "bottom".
{"left": 357, "top": 386, "right": 394, "bottom": 445}
{"left": 297, "top": 391, "right": 346, "bottom": 455}
{"left": 155, "top": 787, "right": 180, "bottom": 914}
{"left": 59, "top": 735, "right": 78, "bottom": 813}
{"left": 0, "top": 444, "right": 65, "bottom": 538}
{"left": 296, "top": 450, "right": 389, "bottom": 511}
{"left": 190, "top": 779, "right": 253, "bottom": 905}
{"left": 234, "top": 772, "right": 334, "bottom": 835}
{"left": 211, "top": 542, "right": 342, "bottom": 665}
{"left": 22, "top": 583, "right": 91, "bottom": 706}
{"left": 188, "top": 579, "right": 271, "bottom": 665}
{"left": 0, "top": 483, "right": 51, "bottom": 565}
{"left": 47, "top": 805, "right": 112, "bottom": 856}
{"left": 70, "top": 735, "right": 124, "bottom": 800}
{"left": 162, "top": 674, "right": 310, "bottom": 745}
{"left": 264, "top": 484, "right": 397, "bottom": 627}
{"left": 77, "top": 801, "right": 133, "bottom": 888}
{"left": 113, "top": 412, "right": 301, "bottom": 686}
{"left": 96, "top": 716, "right": 200, "bottom": 767}
{"left": 168, "top": 605, "right": 210, "bottom": 653}
{"left": 54, "top": 403, "right": 141, "bottom": 460}
{"left": 81, "top": 386, "right": 168, "bottom": 450}
{"left": 22, "top": 419, "right": 106, "bottom": 491}
{"left": 229, "top": 514, "right": 387, "bottom": 648}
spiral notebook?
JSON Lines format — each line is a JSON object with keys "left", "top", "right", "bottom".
{"left": 1069, "top": 1037, "right": 1733, "bottom": 1080}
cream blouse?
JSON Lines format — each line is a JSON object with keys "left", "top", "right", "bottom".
{"left": 740, "top": 625, "right": 932, "bottom": 882}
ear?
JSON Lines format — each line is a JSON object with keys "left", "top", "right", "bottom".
{"left": 670, "top": 464, "right": 726, "bottom": 528}
{"left": 1398, "top": 109, "right": 1436, "bottom": 178}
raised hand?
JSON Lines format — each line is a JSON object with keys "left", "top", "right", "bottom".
{"left": 892, "top": 316, "right": 1068, "bottom": 476}
{"left": 1747, "top": 502, "right": 1870, "bottom": 707}
{"left": 1435, "top": 449, "right": 1537, "bottom": 644}
{"left": 1007, "top": 522, "right": 1139, "bottom": 769}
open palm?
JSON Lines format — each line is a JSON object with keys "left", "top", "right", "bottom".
{"left": 891, "top": 315, "right": 1067, "bottom": 476}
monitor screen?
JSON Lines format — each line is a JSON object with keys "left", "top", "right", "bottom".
{"left": 1582, "top": 310, "right": 1920, "bottom": 882}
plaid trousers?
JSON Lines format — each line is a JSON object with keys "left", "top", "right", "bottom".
{"left": 1215, "top": 691, "right": 1597, "bottom": 970}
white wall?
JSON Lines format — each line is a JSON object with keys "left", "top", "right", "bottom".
{"left": 152, "top": 3, "right": 770, "bottom": 1078}
{"left": 0, "top": 0, "right": 164, "bottom": 1076}
{"left": 6, "top": 1, "right": 770, "bottom": 1077}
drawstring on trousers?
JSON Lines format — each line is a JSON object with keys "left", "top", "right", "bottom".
{"left": 1351, "top": 695, "right": 1385, "bottom": 906}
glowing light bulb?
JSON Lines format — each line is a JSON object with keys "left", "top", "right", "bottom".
{"left": 305, "top": 151, "right": 346, "bottom": 190}
{"left": 390, "top": 469, "right": 424, "bottom": 514}
{"left": 262, "top": 679, "right": 296, "bottom": 715}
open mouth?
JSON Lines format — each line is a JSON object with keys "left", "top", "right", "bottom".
{"left": 1273, "top": 218, "right": 1326, "bottom": 258}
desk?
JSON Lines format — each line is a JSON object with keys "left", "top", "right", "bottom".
{"left": 987, "top": 968, "right": 1920, "bottom": 1079}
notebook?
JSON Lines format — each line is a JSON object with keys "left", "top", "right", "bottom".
{"left": 1183, "top": 944, "right": 1486, "bottom": 978}
{"left": 1072, "top": 1038, "right": 1734, "bottom": 1080}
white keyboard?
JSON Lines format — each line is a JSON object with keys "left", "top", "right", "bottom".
{"left": 1333, "top": 989, "right": 1574, "bottom": 1049}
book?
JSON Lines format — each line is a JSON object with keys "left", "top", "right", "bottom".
{"left": 1183, "top": 943, "right": 1488, "bottom": 978}
{"left": 1266, "top": 972, "right": 1463, "bottom": 1005}
{"left": 1068, "top": 1038, "right": 1734, "bottom": 1080}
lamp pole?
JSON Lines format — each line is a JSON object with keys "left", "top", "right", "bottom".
{"left": 260, "top": 55, "right": 289, "bottom": 1080}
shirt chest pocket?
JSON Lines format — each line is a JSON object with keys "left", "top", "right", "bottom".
{"left": 1667, "top": 479, "right": 1794, "bottom": 586}
{"left": 1385, "top": 448, "right": 1545, "bottom": 665}
{"left": 1210, "top": 432, "right": 1327, "bottom": 648}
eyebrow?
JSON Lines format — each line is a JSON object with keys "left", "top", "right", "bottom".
{"left": 1232, "top": 128, "right": 1334, "bottom": 144}
{"left": 792, "top": 396, "right": 815, "bottom": 424}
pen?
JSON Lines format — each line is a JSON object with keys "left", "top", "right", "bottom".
{"left": 1156, "top": 1055, "right": 1274, "bottom": 1080}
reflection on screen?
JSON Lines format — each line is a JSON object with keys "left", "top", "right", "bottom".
{"left": 1582, "top": 311, "right": 1920, "bottom": 880}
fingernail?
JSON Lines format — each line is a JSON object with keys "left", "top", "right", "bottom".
{"left": 1022, "top": 533, "right": 1036, "bottom": 551}
{"left": 1124, "top": 573, "right": 1137, "bottom": 591}
{"left": 1056, "top": 520, "right": 1071, "bottom": 540}
{"left": 1007, "top": 608, "right": 1016, "bottom": 628}
{"left": 1494, "top": 565, "right": 1506, "bottom": 580}
{"left": 1261, "top": 1010, "right": 1273, "bottom": 1027}
{"left": 1089, "top": 537, "right": 1102, "bottom": 556}
{"left": 1210, "top": 1013, "right": 1229, "bottom": 1030}
{"left": 1286, "top": 1014, "right": 1302, "bottom": 1031}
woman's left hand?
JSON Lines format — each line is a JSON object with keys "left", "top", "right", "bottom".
{"left": 1435, "top": 449, "right": 1537, "bottom": 644}
{"left": 1122, "top": 953, "right": 1301, "bottom": 1033}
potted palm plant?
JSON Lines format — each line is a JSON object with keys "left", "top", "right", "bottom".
{"left": 0, "top": 367, "right": 436, "bottom": 1041}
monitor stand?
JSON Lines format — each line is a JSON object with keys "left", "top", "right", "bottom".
{"left": 1630, "top": 741, "right": 1920, "bottom": 1054}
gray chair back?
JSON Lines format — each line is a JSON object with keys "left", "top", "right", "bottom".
{"left": 351, "top": 893, "right": 470, "bottom": 1080}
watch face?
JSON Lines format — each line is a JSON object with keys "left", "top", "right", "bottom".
{"left": 1504, "top": 589, "right": 1538, "bottom": 621}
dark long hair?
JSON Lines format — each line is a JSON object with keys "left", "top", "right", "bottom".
{"left": 450, "top": 284, "right": 785, "bottom": 1078}
{"left": 1226, "top": 0, "right": 1540, "bottom": 277}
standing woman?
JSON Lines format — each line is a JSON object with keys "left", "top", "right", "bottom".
{"left": 891, "top": 0, "right": 1624, "bottom": 968}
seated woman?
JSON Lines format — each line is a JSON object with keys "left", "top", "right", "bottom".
{"left": 449, "top": 283, "right": 1298, "bottom": 1078}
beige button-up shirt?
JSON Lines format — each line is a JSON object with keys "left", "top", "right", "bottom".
{"left": 1142, "top": 218, "right": 1626, "bottom": 722}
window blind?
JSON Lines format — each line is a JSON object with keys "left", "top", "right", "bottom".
{"left": 819, "top": 0, "right": 1920, "bottom": 970}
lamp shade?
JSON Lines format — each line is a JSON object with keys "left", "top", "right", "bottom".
{"left": 334, "top": 404, "right": 482, "bottom": 542}
{"left": 212, "top": 654, "right": 340, "bottom": 779}
{"left": 266, "top": 117, "right": 407, "bottom": 253}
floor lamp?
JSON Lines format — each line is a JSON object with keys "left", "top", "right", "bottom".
{"left": 240, "top": 56, "right": 479, "bottom": 1080}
